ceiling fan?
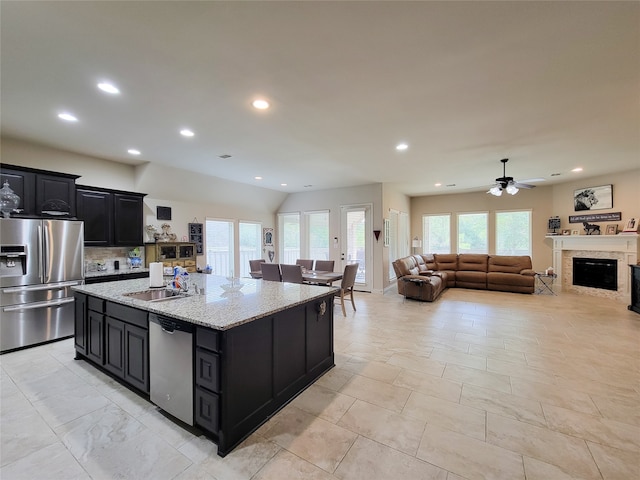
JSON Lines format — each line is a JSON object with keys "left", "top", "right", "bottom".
{"left": 487, "top": 158, "right": 536, "bottom": 196}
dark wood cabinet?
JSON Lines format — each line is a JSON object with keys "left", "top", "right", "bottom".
{"left": 75, "top": 297, "right": 149, "bottom": 393}
{"left": 36, "top": 173, "right": 76, "bottom": 217}
{"left": 76, "top": 185, "right": 146, "bottom": 247}
{"left": 105, "top": 317, "right": 125, "bottom": 377}
{"left": 87, "top": 310, "right": 105, "bottom": 365}
{"left": 0, "top": 167, "right": 35, "bottom": 215}
{"left": 0, "top": 164, "right": 78, "bottom": 218}
{"left": 74, "top": 293, "right": 87, "bottom": 355}
{"left": 114, "top": 193, "right": 144, "bottom": 246}
{"left": 76, "top": 188, "right": 112, "bottom": 246}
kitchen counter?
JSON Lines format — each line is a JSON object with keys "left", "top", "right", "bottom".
{"left": 72, "top": 273, "right": 336, "bottom": 330}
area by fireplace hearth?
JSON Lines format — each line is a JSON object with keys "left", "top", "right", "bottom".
{"left": 573, "top": 257, "right": 617, "bottom": 291}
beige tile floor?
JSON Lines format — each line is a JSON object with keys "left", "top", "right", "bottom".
{"left": 1, "top": 288, "right": 639, "bottom": 479}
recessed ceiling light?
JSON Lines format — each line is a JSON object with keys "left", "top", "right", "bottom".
{"left": 435, "top": 183, "right": 442, "bottom": 187}
{"left": 252, "top": 99, "right": 270, "bottom": 110}
{"left": 97, "top": 82, "right": 120, "bottom": 94}
{"left": 180, "top": 129, "right": 195, "bottom": 137}
{"left": 572, "top": 167, "right": 583, "bottom": 172}
{"left": 255, "top": 176, "right": 263, "bottom": 180}
{"left": 127, "top": 149, "right": 141, "bottom": 155}
{"left": 57, "top": 112, "right": 78, "bottom": 122}
{"left": 281, "top": 183, "right": 287, "bottom": 186}
{"left": 395, "top": 143, "right": 409, "bottom": 151}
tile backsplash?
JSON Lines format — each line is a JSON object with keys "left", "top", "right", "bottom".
{"left": 85, "top": 247, "right": 145, "bottom": 271}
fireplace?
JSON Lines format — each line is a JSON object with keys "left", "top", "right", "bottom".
{"left": 573, "top": 257, "right": 617, "bottom": 291}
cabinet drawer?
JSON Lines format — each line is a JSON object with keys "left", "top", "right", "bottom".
{"left": 172, "top": 261, "right": 185, "bottom": 267}
{"left": 88, "top": 296, "right": 105, "bottom": 313}
{"left": 185, "top": 266, "right": 197, "bottom": 273}
{"left": 196, "top": 327, "right": 219, "bottom": 352}
{"left": 184, "top": 260, "right": 196, "bottom": 267}
{"left": 195, "top": 348, "right": 219, "bottom": 392}
{"left": 106, "top": 302, "right": 147, "bottom": 329}
{"left": 162, "top": 261, "right": 173, "bottom": 268}
{"left": 195, "top": 386, "right": 219, "bottom": 433}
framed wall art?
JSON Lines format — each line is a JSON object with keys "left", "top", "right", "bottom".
{"left": 573, "top": 184, "right": 612, "bottom": 211}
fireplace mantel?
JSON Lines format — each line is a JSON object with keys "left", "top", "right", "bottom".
{"left": 549, "top": 234, "right": 639, "bottom": 301}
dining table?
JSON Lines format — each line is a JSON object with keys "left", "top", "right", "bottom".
{"left": 302, "top": 270, "right": 343, "bottom": 286}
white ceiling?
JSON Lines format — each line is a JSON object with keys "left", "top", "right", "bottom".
{"left": 1, "top": 1, "right": 638, "bottom": 196}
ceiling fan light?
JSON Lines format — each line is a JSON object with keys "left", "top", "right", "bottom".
{"left": 506, "top": 184, "right": 519, "bottom": 195}
{"left": 488, "top": 186, "right": 502, "bottom": 196}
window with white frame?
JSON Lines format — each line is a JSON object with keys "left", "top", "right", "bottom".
{"left": 205, "top": 218, "right": 234, "bottom": 276}
{"left": 238, "top": 221, "right": 262, "bottom": 277}
{"left": 496, "top": 210, "right": 531, "bottom": 256}
{"left": 422, "top": 214, "right": 451, "bottom": 253}
{"left": 457, "top": 212, "right": 488, "bottom": 254}
{"left": 305, "top": 210, "right": 330, "bottom": 260}
{"left": 278, "top": 213, "right": 300, "bottom": 264}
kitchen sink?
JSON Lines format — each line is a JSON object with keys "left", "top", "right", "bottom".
{"left": 123, "top": 289, "right": 188, "bottom": 302}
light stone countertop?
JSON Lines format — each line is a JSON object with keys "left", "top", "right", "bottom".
{"left": 72, "top": 273, "right": 336, "bottom": 331}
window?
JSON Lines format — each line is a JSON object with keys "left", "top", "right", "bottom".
{"left": 305, "top": 210, "right": 330, "bottom": 260}
{"left": 239, "top": 221, "right": 262, "bottom": 277}
{"left": 496, "top": 210, "right": 531, "bottom": 256}
{"left": 457, "top": 212, "right": 488, "bottom": 254}
{"left": 205, "top": 219, "right": 234, "bottom": 276}
{"left": 278, "top": 213, "right": 300, "bottom": 264}
{"left": 422, "top": 214, "right": 451, "bottom": 253}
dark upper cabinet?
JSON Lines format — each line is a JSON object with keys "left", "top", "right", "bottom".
{"left": 0, "top": 167, "right": 35, "bottom": 215}
{"left": 76, "top": 188, "right": 113, "bottom": 246}
{"left": 36, "top": 173, "right": 77, "bottom": 217}
{"left": 0, "top": 164, "right": 78, "bottom": 218}
{"left": 76, "top": 185, "right": 146, "bottom": 247}
{"left": 114, "top": 193, "right": 144, "bottom": 246}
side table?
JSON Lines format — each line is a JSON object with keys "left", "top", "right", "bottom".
{"left": 535, "top": 272, "right": 557, "bottom": 295}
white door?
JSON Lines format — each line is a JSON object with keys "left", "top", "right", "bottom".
{"left": 340, "top": 204, "right": 372, "bottom": 292}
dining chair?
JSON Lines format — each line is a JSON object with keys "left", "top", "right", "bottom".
{"left": 249, "top": 259, "right": 266, "bottom": 278}
{"left": 295, "top": 259, "right": 314, "bottom": 270}
{"left": 314, "top": 260, "right": 334, "bottom": 272}
{"left": 281, "top": 264, "right": 304, "bottom": 283}
{"left": 335, "top": 262, "right": 358, "bottom": 316}
{"left": 261, "top": 263, "right": 282, "bottom": 282}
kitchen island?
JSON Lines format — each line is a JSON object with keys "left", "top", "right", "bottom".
{"left": 72, "top": 274, "right": 335, "bottom": 456}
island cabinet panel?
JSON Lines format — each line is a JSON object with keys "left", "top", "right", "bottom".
{"left": 195, "top": 349, "right": 220, "bottom": 392}
{"left": 104, "top": 317, "right": 125, "bottom": 376}
{"left": 75, "top": 297, "right": 149, "bottom": 394}
{"left": 210, "top": 293, "right": 335, "bottom": 457}
{"left": 195, "top": 387, "right": 219, "bottom": 433}
{"left": 74, "top": 293, "right": 87, "bottom": 355}
{"left": 305, "top": 300, "right": 333, "bottom": 375}
{"left": 273, "top": 306, "right": 307, "bottom": 395}
{"left": 85, "top": 297, "right": 106, "bottom": 365}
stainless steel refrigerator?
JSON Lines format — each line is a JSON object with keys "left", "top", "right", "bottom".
{"left": 1, "top": 218, "right": 84, "bottom": 352}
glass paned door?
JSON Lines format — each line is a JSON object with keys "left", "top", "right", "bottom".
{"left": 239, "top": 221, "right": 262, "bottom": 278}
{"left": 340, "top": 204, "right": 372, "bottom": 292}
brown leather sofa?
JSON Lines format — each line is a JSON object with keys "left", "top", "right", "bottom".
{"left": 392, "top": 253, "right": 536, "bottom": 301}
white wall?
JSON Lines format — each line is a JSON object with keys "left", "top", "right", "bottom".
{"left": 278, "top": 183, "right": 385, "bottom": 292}
{"left": 410, "top": 168, "right": 640, "bottom": 273}
{"left": 2, "top": 136, "right": 286, "bottom": 268}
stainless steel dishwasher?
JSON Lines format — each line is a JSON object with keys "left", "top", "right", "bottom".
{"left": 149, "top": 313, "right": 194, "bottom": 426}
